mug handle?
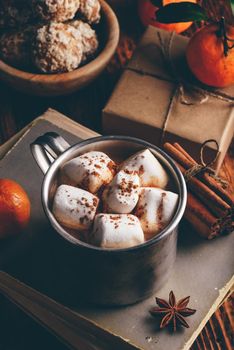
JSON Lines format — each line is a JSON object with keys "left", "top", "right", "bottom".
{"left": 30, "top": 132, "right": 70, "bottom": 174}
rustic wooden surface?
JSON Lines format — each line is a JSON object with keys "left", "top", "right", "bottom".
{"left": 0, "top": 0, "right": 233, "bottom": 349}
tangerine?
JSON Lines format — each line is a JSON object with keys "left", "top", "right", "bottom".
{"left": 186, "top": 23, "right": 234, "bottom": 87}
{"left": 0, "top": 179, "right": 31, "bottom": 238}
{"left": 138, "top": 0, "right": 197, "bottom": 34}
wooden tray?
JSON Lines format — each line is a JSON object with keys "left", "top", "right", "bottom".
{"left": 0, "top": 109, "right": 233, "bottom": 350}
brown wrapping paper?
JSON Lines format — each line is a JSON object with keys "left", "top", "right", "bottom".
{"left": 102, "top": 27, "right": 234, "bottom": 171}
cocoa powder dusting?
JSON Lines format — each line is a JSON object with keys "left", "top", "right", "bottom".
{"left": 110, "top": 215, "right": 121, "bottom": 220}
{"left": 157, "top": 192, "right": 166, "bottom": 230}
{"left": 128, "top": 215, "right": 135, "bottom": 222}
{"left": 124, "top": 169, "right": 135, "bottom": 175}
{"left": 135, "top": 201, "right": 146, "bottom": 218}
{"left": 91, "top": 171, "right": 100, "bottom": 177}
{"left": 139, "top": 165, "right": 144, "bottom": 175}
{"left": 117, "top": 178, "right": 137, "bottom": 195}
{"left": 93, "top": 197, "right": 98, "bottom": 206}
{"left": 94, "top": 164, "right": 101, "bottom": 169}
{"left": 107, "top": 161, "right": 117, "bottom": 174}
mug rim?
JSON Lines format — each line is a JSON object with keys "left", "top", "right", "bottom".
{"left": 42, "top": 135, "right": 187, "bottom": 253}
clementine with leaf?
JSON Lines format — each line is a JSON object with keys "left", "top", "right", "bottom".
{"left": 138, "top": 0, "right": 197, "bottom": 34}
{"left": 0, "top": 179, "right": 31, "bottom": 238}
{"left": 186, "top": 23, "right": 234, "bottom": 87}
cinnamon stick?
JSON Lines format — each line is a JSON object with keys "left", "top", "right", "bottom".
{"left": 174, "top": 159, "right": 230, "bottom": 217}
{"left": 173, "top": 143, "right": 234, "bottom": 206}
{"left": 164, "top": 142, "right": 198, "bottom": 170}
{"left": 164, "top": 143, "right": 231, "bottom": 217}
{"left": 174, "top": 142, "right": 195, "bottom": 163}
{"left": 164, "top": 141, "right": 233, "bottom": 239}
{"left": 185, "top": 193, "right": 220, "bottom": 239}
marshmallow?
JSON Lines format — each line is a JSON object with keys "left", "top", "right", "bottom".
{"left": 102, "top": 170, "right": 140, "bottom": 214}
{"left": 53, "top": 185, "right": 99, "bottom": 231}
{"left": 61, "top": 151, "right": 116, "bottom": 193}
{"left": 135, "top": 188, "right": 178, "bottom": 239}
{"left": 119, "top": 149, "right": 168, "bottom": 188}
{"left": 90, "top": 214, "right": 145, "bottom": 249}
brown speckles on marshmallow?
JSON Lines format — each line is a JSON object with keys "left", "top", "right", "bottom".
{"left": 52, "top": 184, "right": 99, "bottom": 230}
{"left": 102, "top": 170, "right": 140, "bottom": 214}
{"left": 61, "top": 151, "right": 116, "bottom": 193}
{"left": 90, "top": 214, "right": 144, "bottom": 249}
{"left": 135, "top": 188, "right": 178, "bottom": 239}
{"left": 120, "top": 149, "right": 169, "bottom": 188}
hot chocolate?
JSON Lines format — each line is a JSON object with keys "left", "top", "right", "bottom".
{"left": 52, "top": 149, "right": 178, "bottom": 249}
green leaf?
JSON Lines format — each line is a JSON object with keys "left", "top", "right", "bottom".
{"left": 151, "top": 0, "right": 163, "bottom": 7}
{"left": 156, "top": 2, "right": 208, "bottom": 23}
{"left": 230, "top": 0, "right": 234, "bottom": 16}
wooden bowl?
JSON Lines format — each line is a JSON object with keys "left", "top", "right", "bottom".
{"left": 0, "top": 0, "right": 120, "bottom": 96}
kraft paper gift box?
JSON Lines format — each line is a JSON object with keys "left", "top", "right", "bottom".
{"left": 102, "top": 26, "right": 234, "bottom": 171}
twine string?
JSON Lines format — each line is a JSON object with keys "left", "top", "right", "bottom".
{"left": 125, "top": 31, "right": 234, "bottom": 114}
{"left": 160, "top": 86, "right": 179, "bottom": 147}
{"left": 147, "top": 32, "right": 233, "bottom": 145}
{"left": 158, "top": 31, "right": 183, "bottom": 145}
{"left": 124, "top": 31, "right": 233, "bottom": 188}
{"left": 157, "top": 31, "right": 212, "bottom": 144}
{"left": 178, "top": 85, "right": 209, "bottom": 105}
{"left": 126, "top": 62, "right": 234, "bottom": 103}
{"left": 184, "top": 139, "right": 229, "bottom": 189}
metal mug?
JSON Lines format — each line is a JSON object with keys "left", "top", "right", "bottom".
{"left": 31, "top": 133, "right": 187, "bottom": 305}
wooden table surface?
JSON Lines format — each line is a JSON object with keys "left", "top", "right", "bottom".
{"left": 0, "top": 1, "right": 233, "bottom": 349}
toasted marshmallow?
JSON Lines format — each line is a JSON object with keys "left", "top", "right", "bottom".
{"left": 102, "top": 170, "right": 140, "bottom": 214}
{"left": 53, "top": 185, "right": 99, "bottom": 230}
{"left": 135, "top": 188, "right": 178, "bottom": 239}
{"left": 90, "top": 214, "right": 144, "bottom": 249}
{"left": 119, "top": 149, "right": 168, "bottom": 188}
{"left": 61, "top": 151, "right": 116, "bottom": 193}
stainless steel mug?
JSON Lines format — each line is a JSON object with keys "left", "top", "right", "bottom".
{"left": 31, "top": 133, "right": 187, "bottom": 305}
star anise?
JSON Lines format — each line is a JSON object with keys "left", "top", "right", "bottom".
{"left": 150, "top": 291, "right": 196, "bottom": 332}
